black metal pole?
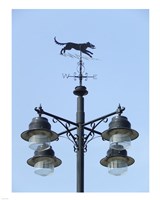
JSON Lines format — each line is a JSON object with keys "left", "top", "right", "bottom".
{"left": 76, "top": 95, "right": 85, "bottom": 192}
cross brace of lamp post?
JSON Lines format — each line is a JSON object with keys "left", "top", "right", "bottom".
{"left": 34, "top": 104, "right": 125, "bottom": 152}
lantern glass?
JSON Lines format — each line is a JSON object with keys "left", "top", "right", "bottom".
{"left": 29, "top": 135, "right": 50, "bottom": 151}
{"left": 34, "top": 160, "right": 54, "bottom": 176}
{"left": 110, "top": 133, "right": 131, "bottom": 150}
{"left": 108, "top": 158, "right": 128, "bottom": 176}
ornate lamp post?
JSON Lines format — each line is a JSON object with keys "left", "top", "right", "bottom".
{"left": 20, "top": 38, "right": 139, "bottom": 192}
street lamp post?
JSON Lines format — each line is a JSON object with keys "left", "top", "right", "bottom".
{"left": 20, "top": 45, "right": 139, "bottom": 192}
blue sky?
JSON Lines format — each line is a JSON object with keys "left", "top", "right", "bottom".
{"left": 1, "top": 0, "right": 160, "bottom": 199}
{"left": 12, "top": 9, "right": 149, "bottom": 193}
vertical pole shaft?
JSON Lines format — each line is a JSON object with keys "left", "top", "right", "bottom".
{"left": 79, "top": 51, "right": 82, "bottom": 86}
{"left": 76, "top": 96, "right": 84, "bottom": 192}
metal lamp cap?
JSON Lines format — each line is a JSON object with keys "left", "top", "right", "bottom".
{"left": 21, "top": 117, "right": 58, "bottom": 142}
{"left": 102, "top": 115, "right": 139, "bottom": 141}
{"left": 29, "top": 117, "right": 51, "bottom": 130}
{"left": 27, "top": 146, "right": 62, "bottom": 168}
{"left": 109, "top": 116, "right": 131, "bottom": 129}
{"left": 100, "top": 147, "right": 135, "bottom": 167}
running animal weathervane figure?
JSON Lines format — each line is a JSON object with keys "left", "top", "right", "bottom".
{"left": 54, "top": 37, "right": 95, "bottom": 58}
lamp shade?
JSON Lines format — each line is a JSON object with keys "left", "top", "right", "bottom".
{"left": 100, "top": 146, "right": 134, "bottom": 176}
{"left": 27, "top": 146, "right": 62, "bottom": 176}
{"left": 21, "top": 117, "right": 58, "bottom": 150}
{"left": 102, "top": 116, "right": 139, "bottom": 150}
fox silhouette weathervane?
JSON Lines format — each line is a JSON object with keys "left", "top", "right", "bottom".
{"left": 54, "top": 37, "right": 97, "bottom": 86}
{"left": 54, "top": 37, "right": 95, "bottom": 58}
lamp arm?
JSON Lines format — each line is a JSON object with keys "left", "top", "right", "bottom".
{"left": 35, "top": 106, "right": 78, "bottom": 126}
{"left": 34, "top": 105, "right": 125, "bottom": 151}
{"left": 83, "top": 105, "right": 125, "bottom": 126}
{"left": 58, "top": 127, "right": 77, "bottom": 136}
{"left": 83, "top": 127, "right": 101, "bottom": 135}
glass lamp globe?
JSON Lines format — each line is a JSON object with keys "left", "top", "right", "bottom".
{"left": 108, "top": 158, "right": 128, "bottom": 176}
{"left": 34, "top": 160, "right": 54, "bottom": 176}
{"left": 29, "top": 134, "right": 50, "bottom": 151}
{"left": 109, "top": 133, "right": 131, "bottom": 150}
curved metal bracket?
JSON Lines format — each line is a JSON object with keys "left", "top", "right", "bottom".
{"left": 34, "top": 104, "right": 125, "bottom": 152}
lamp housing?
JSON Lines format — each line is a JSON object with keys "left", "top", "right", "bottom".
{"left": 100, "top": 145, "right": 134, "bottom": 176}
{"left": 27, "top": 146, "right": 62, "bottom": 176}
{"left": 21, "top": 117, "right": 58, "bottom": 150}
{"left": 102, "top": 115, "right": 139, "bottom": 150}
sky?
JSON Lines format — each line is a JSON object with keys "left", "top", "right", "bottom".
{"left": 12, "top": 9, "right": 149, "bottom": 193}
{"left": 1, "top": 0, "right": 160, "bottom": 199}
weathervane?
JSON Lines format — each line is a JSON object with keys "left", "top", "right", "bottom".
{"left": 54, "top": 37, "right": 97, "bottom": 85}
{"left": 54, "top": 37, "right": 95, "bottom": 58}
